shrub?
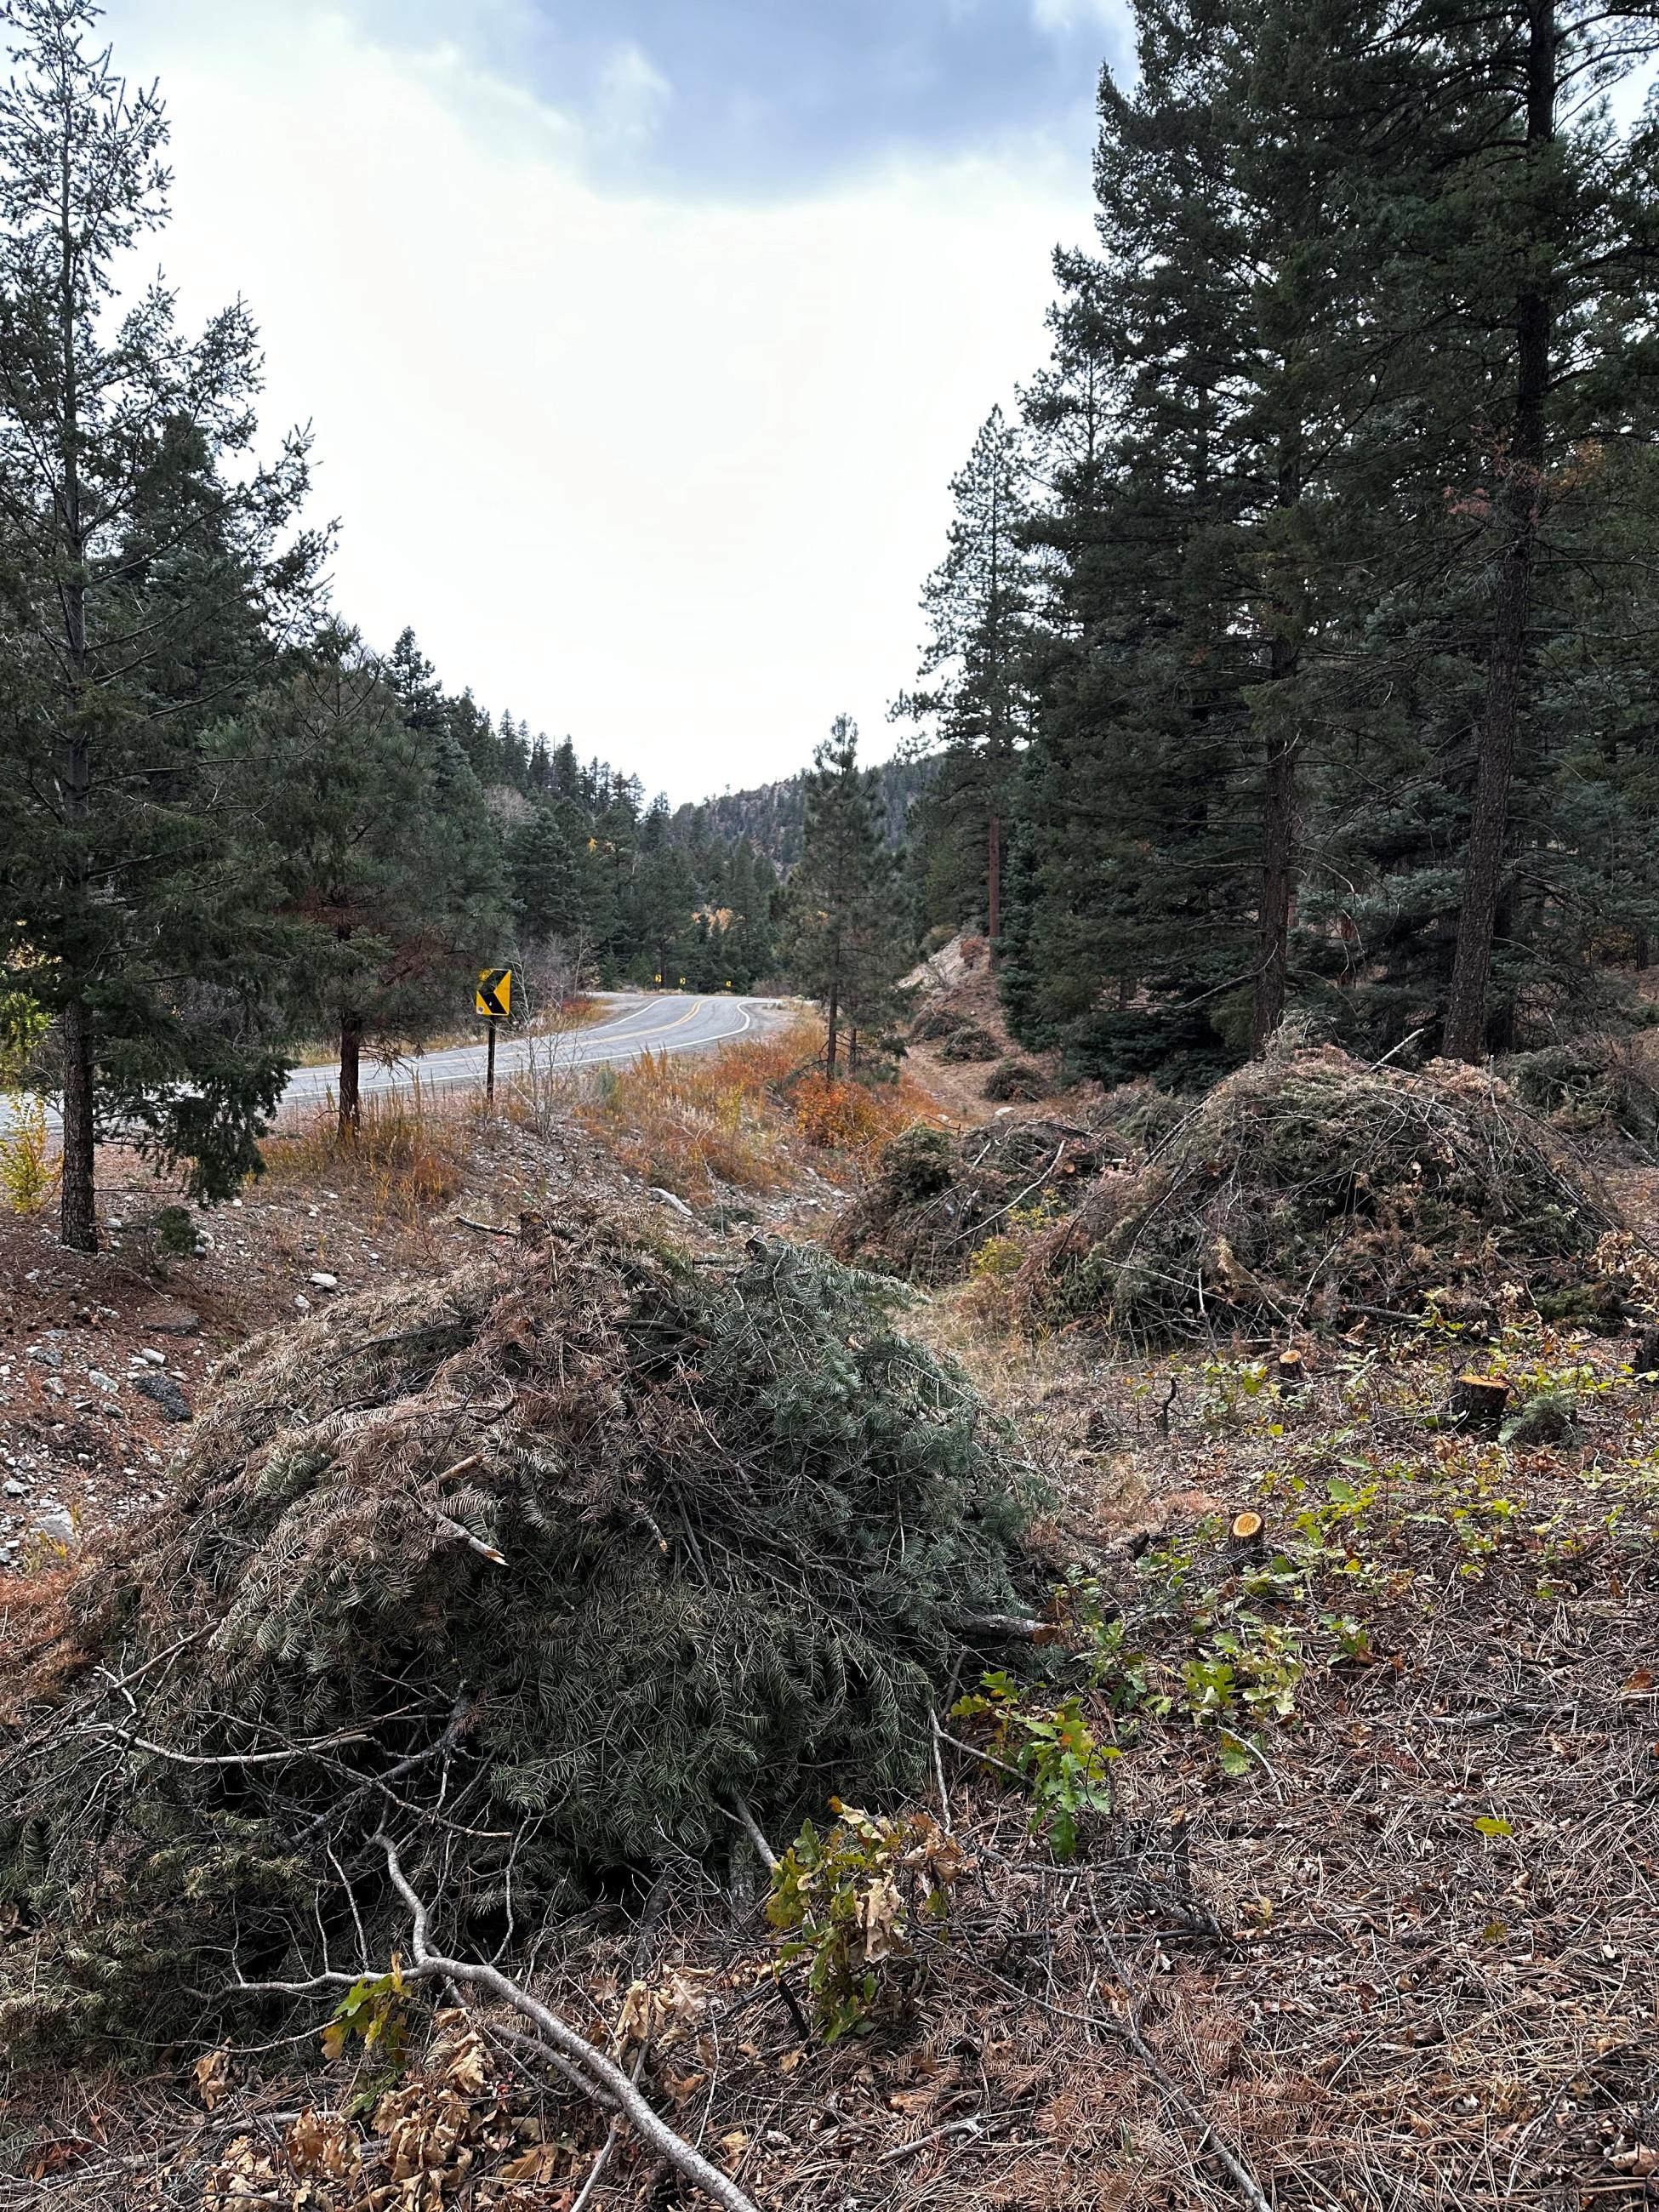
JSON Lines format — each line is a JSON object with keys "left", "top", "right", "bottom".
{"left": 0, "top": 1215, "right": 1037, "bottom": 2058}
{"left": 830, "top": 1118, "right": 1105, "bottom": 1286}
{"left": 1032, "top": 1047, "right": 1614, "bottom": 1341}
{"left": 940, "top": 1023, "right": 999, "bottom": 1064}
{"left": 983, "top": 1059, "right": 1049, "bottom": 1103}
{"left": 767, "top": 1804, "right": 963, "bottom": 2044}
{"left": 0, "top": 1093, "right": 57, "bottom": 1213}
{"left": 1500, "top": 1038, "right": 1659, "bottom": 1149}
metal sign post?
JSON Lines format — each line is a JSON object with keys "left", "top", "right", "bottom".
{"left": 476, "top": 967, "right": 512, "bottom": 1111}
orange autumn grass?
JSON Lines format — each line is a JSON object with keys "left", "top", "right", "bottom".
{"left": 580, "top": 1018, "right": 944, "bottom": 1204}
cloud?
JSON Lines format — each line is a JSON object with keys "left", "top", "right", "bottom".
{"left": 1029, "top": 0, "right": 1125, "bottom": 31}
{"left": 109, "top": 2, "right": 1096, "bottom": 799}
{"left": 590, "top": 42, "right": 672, "bottom": 148}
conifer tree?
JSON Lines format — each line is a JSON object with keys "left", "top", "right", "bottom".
{"left": 507, "top": 808, "right": 582, "bottom": 947}
{"left": 789, "top": 718, "right": 905, "bottom": 1079}
{"left": 0, "top": 0, "right": 320, "bottom": 1246}
{"left": 216, "top": 636, "right": 509, "bottom": 1134}
{"left": 898, "top": 408, "right": 1035, "bottom": 954}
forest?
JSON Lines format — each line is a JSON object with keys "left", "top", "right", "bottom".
{"left": 900, "top": 0, "right": 1659, "bottom": 1091}
{"left": 7, "top": 3, "right": 1659, "bottom": 2209}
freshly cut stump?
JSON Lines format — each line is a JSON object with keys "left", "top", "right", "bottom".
{"left": 1451, "top": 1374, "right": 1510, "bottom": 1433}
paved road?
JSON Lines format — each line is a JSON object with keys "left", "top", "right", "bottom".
{"left": 276, "top": 991, "right": 784, "bottom": 1115}
{"left": 3, "top": 995, "right": 788, "bottom": 1140}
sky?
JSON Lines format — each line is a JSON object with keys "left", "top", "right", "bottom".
{"left": 106, "top": 0, "right": 1121, "bottom": 803}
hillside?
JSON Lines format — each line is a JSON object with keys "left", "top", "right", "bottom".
{"left": 672, "top": 750, "right": 934, "bottom": 874}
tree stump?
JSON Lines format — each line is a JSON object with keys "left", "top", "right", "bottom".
{"left": 1229, "top": 1509, "right": 1267, "bottom": 1564}
{"left": 1274, "top": 1348, "right": 1306, "bottom": 1394}
{"left": 1633, "top": 1327, "right": 1659, "bottom": 1385}
{"left": 1451, "top": 1374, "right": 1509, "bottom": 1433}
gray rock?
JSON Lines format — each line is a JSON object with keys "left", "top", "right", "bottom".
{"left": 133, "top": 1371, "right": 192, "bottom": 1423}
{"left": 33, "top": 1507, "right": 75, "bottom": 1545}
{"left": 87, "top": 1370, "right": 118, "bottom": 1393}
{"left": 310, "top": 1272, "right": 339, "bottom": 1291}
{"left": 136, "top": 1303, "right": 201, "bottom": 1337}
{"left": 3, "top": 1478, "right": 25, "bottom": 1498}
{"left": 27, "top": 1344, "right": 62, "bottom": 1370}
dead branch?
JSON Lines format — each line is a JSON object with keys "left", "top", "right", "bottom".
{"left": 378, "top": 1834, "right": 764, "bottom": 2212}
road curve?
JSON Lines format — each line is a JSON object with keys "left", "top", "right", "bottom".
{"left": 276, "top": 992, "right": 785, "bottom": 1116}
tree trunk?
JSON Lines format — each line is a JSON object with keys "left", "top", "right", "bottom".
{"left": 1252, "top": 704, "right": 1297, "bottom": 1052}
{"left": 1444, "top": 0, "right": 1554, "bottom": 1063}
{"left": 1451, "top": 1373, "right": 1510, "bottom": 1433}
{"left": 58, "top": 149, "right": 94, "bottom": 1250}
{"left": 987, "top": 811, "right": 1002, "bottom": 964}
{"left": 825, "top": 986, "right": 840, "bottom": 1083}
{"left": 59, "top": 996, "right": 97, "bottom": 1251}
{"left": 1252, "top": 443, "right": 1303, "bottom": 1055}
{"left": 338, "top": 1010, "right": 364, "bottom": 1139}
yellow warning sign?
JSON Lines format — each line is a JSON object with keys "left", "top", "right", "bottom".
{"left": 476, "top": 966, "right": 512, "bottom": 1020}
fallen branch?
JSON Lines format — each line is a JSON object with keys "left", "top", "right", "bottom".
{"left": 954, "top": 1610, "right": 1055, "bottom": 1641}
{"left": 379, "top": 1835, "right": 762, "bottom": 2212}
{"left": 727, "top": 1796, "right": 781, "bottom": 1873}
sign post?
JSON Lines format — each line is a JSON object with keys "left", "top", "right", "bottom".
{"left": 475, "top": 967, "right": 512, "bottom": 1109}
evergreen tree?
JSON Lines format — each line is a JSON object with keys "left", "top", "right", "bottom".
{"left": 0, "top": 0, "right": 321, "bottom": 1246}
{"left": 507, "top": 807, "right": 582, "bottom": 946}
{"left": 789, "top": 718, "right": 906, "bottom": 1078}
{"left": 216, "top": 636, "right": 509, "bottom": 1134}
{"left": 1004, "top": 0, "right": 1659, "bottom": 1077}
{"left": 898, "top": 408, "right": 1035, "bottom": 953}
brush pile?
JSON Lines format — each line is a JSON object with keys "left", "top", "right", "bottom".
{"left": 1029, "top": 1046, "right": 1619, "bottom": 1340}
{"left": 830, "top": 1118, "right": 1112, "bottom": 1285}
{"left": 0, "top": 1212, "right": 1035, "bottom": 2058}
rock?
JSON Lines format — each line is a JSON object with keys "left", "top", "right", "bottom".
{"left": 648, "top": 1188, "right": 696, "bottom": 1221}
{"left": 87, "top": 1370, "right": 118, "bottom": 1393}
{"left": 3, "top": 1479, "right": 25, "bottom": 1498}
{"left": 134, "top": 1371, "right": 192, "bottom": 1423}
{"left": 310, "top": 1272, "right": 339, "bottom": 1291}
{"left": 27, "top": 1344, "right": 62, "bottom": 1369}
{"left": 33, "top": 1507, "right": 75, "bottom": 1545}
{"left": 135, "top": 1302, "right": 201, "bottom": 1338}
{"left": 138, "top": 1348, "right": 167, "bottom": 1366}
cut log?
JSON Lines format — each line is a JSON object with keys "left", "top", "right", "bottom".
{"left": 1274, "top": 1348, "right": 1306, "bottom": 1393}
{"left": 1451, "top": 1375, "right": 1509, "bottom": 1433}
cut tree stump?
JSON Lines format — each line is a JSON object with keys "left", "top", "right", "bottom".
{"left": 1229, "top": 1509, "right": 1267, "bottom": 1563}
{"left": 1451, "top": 1374, "right": 1510, "bottom": 1433}
{"left": 1633, "top": 1327, "right": 1659, "bottom": 1385}
{"left": 1274, "top": 1348, "right": 1306, "bottom": 1394}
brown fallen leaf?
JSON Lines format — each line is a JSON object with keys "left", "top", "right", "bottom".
{"left": 193, "top": 2047, "right": 236, "bottom": 2113}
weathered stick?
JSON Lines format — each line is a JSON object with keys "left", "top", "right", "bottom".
{"left": 379, "top": 1837, "right": 762, "bottom": 2212}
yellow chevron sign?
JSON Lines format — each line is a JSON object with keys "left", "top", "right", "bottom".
{"left": 476, "top": 966, "right": 512, "bottom": 1020}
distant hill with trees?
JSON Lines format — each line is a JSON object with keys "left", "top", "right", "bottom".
{"left": 670, "top": 753, "right": 934, "bottom": 874}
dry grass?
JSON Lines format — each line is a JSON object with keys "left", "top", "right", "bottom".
{"left": 259, "top": 1082, "right": 473, "bottom": 1225}
{"left": 576, "top": 1019, "right": 943, "bottom": 1204}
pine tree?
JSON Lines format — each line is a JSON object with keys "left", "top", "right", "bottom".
{"left": 0, "top": 0, "right": 320, "bottom": 1245}
{"left": 507, "top": 808, "right": 582, "bottom": 946}
{"left": 789, "top": 718, "right": 906, "bottom": 1079}
{"left": 898, "top": 408, "right": 1035, "bottom": 955}
{"left": 216, "top": 636, "right": 509, "bottom": 1135}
